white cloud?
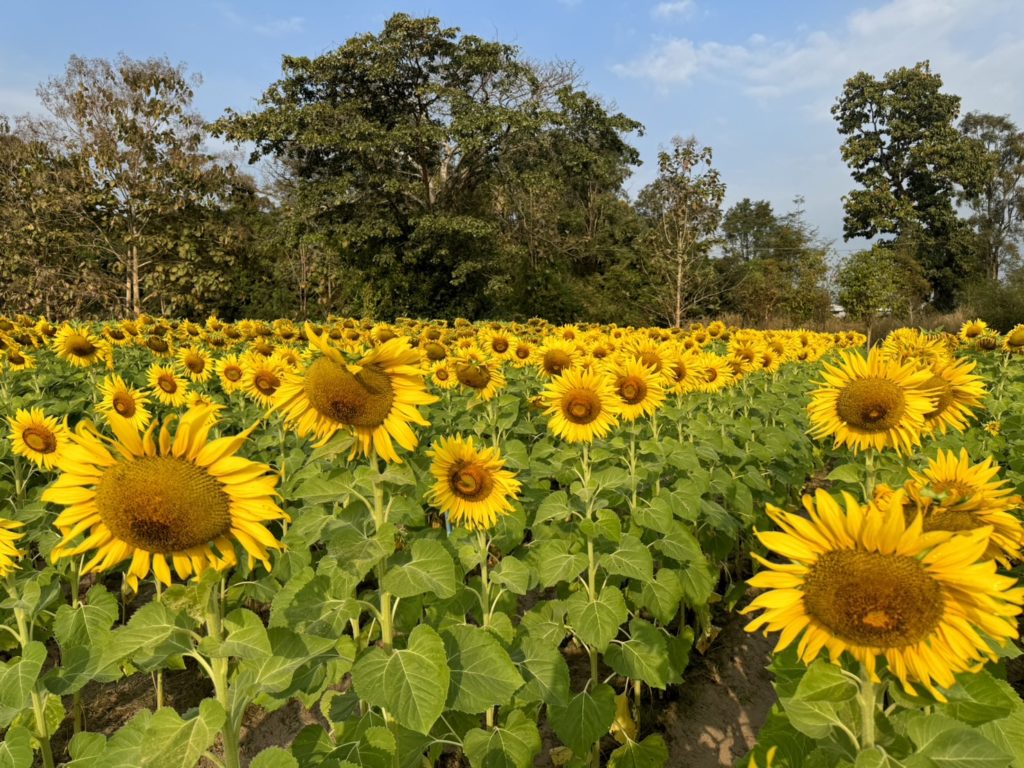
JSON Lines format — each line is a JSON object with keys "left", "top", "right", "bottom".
{"left": 651, "top": 1, "right": 694, "bottom": 19}
{"left": 616, "top": 0, "right": 1024, "bottom": 119}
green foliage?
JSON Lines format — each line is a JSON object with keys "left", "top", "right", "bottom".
{"left": 835, "top": 242, "right": 931, "bottom": 322}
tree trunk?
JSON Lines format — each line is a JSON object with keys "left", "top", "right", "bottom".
{"left": 130, "top": 245, "right": 141, "bottom": 316}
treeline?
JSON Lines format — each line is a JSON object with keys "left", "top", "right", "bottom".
{"left": 1, "top": 15, "right": 1022, "bottom": 326}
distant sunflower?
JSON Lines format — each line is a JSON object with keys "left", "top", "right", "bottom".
{"left": 479, "top": 329, "right": 515, "bottom": 360}
{"left": 44, "top": 405, "right": 287, "bottom": 591}
{"left": 426, "top": 435, "right": 521, "bottom": 531}
{"left": 8, "top": 408, "right": 69, "bottom": 469}
{"left": 147, "top": 363, "right": 190, "bottom": 407}
{"left": 142, "top": 334, "right": 174, "bottom": 358}
{"left": 53, "top": 324, "right": 104, "bottom": 368}
{"left": 537, "top": 338, "right": 580, "bottom": 378}
{"left": 743, "top": 489, "right": 1024, "bottom": 701}
{"left": 959, "top": 319, "right": 988, "bottom": 343}
{"left": 96, "top": 374, "right": 151, "bottom": 431}
{"left": 920, "top": 357, "right": 986, "bottom": 434}
{"left": 241, "top": 354, "right": 285, "bottom": 408}
{"left": 430, "top": 360, "right": 459, "bottom": 391}
{"left": 976, "top": 332, "right": 1001, "bottom": 352}
{"left": 178, "top": 346, "right": 212, "bottom": 383}
{"left": 4, "top": 346, "right": 35, "bottom": 371}
{"left": 0, "top": 519, "right": 25, "bottom": 578}
{"left": 274, "top": 324, "right": 437, "bottom": 462}
{"left": 666, "top": 349, "right": 702, "bottom": 395}
{"left": 510, "top": 341, "right": 535, "bottom": 369}
{"left": 694, "top": 353, "right": 735, "bottom": 393}
{"left": 604, "top": 356, "right": 665, "bottom": 421}
{"left": 453, "top": 348, "right": 506, "bottom": 402}
{"left": 542, "top": 368, "right": 621, "bottom": 443}
{"left": 215, "top": 353, "right": 246, "bottom": 394}
{"left": 807, "top": 349, "right": 937, "bottom": 454}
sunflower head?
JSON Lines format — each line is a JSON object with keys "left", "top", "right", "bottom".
{"left": 8, "top": 408, "right": 69, "bottom": 469}
{"left": 604, "top": 356, "right": 665, "bottom": 421}
{"left": 97, "top": 374, "right": 151, "bottom": 431}
{"left": 426, "top": 435, "right": 521, "bottom": 531}
{"left": 542, "top": 368, "right": 621, "bottom": 443}
{"left": 0, "top": 519, "right": 25, "bottom": 578}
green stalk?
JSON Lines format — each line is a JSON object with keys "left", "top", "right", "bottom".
{"left": 627, "top": 423, "right": 639, "bottom": 516}
{"left": 8, "top": 580, "right": 55, "bottom": 768}
{"left": 863, "top": 451, "right": 877, "bottom": 498}
{"left": 154, "top": 578, "right": 165, "bottom": 710}
{"left": 478, "top": 530, "right": 496, "bottom": 729}
{"left": 579, "top": 444, "right": 601, "bottom": 768}
{"left": 858, "top": 665, "right": 878, "bottom": 750}
{"left": 204, "top": 578, "right": 240, "bottom": 768}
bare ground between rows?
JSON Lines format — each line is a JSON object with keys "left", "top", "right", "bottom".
{"left": 47, "top": 609, "right": 775, "bottom": 767}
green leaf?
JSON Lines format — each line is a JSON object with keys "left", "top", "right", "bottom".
{"left": 0, "top": 726, "right": 33, "bottom": 768}
{"left": 0, "top": 642, "right": 46, "bottom": 727}
{"left": 940, "top": 670, "right": 1020, "bottom": 726}
{"left": 979, "top": 707, "right": 1024, "bottom": 768}
{"left": 352, "top": 624, "right": 450, "bottom": 734}
{"left": 142, "top": 698, "right": 226, "bottom": 768}
{"left": 652, "top": 522, "right": 703, "bottom": 564}
{"left": 917, "top": 726, "right": 1012, "bottom": 767}
{"left": 678, "top": 559, "right": 715, "bottom": 607}
{"left": 442, "top": 625, "right": 525, "bottom": 714}
{"left": 381, "top": 539, "right": 458, "bottom": 600}
{"left": 639, "top": 569, "right": 683, "bottom": 624}
{"left": 565, "top": 586, "right": 628, "bottom": 652}
{"left": 491, "top": 555, "right": 533, "bottom": 596}
{"left": 107, "top": 601, "right": 192, "bottom": 672}
{"left": 599, "top": 534, "right": 654, "bottom": 583}
{"left": 250, "top": 746, "right": 299, "bottom": 768}
{"left": 203, "top": 608, "right": 272, "bottom": 659}
{"left": 514, "top": 636, "right": 570, "bottom": 706}
{"left": 791, "top": 659, "right": 857, "bottom": 704}
{"left": 530, "top": 540, "right": 588, "bottom": 589}
{"left": 854, "top": 746, "right": 906, "bottom": 768}
{"left": 534, "top": 490, "right": 572, "bottom": 525}
{"left": 463, "top": 709, "right": 542, "bottom": 768}
{"left": 827, "top": 463, "right": 862, "bottom": 484}
{"left": 604, "top": 620, "right": 671, "bottom": 689}
{"left": 547, "top": 683, "right": 617, "bottom": 756}
{"left": 607, "top": 733, "right": 669, "bottom": 768}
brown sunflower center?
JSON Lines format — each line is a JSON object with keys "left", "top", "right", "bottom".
{"left": 491, "top": 338, "right": 509, "bottom": 353}
{"left": 67, "top": 334, "right": 96, "bottom": 357}
{"left": 424, "top": 342, "right": 447, "bottom": 361}
{"left": 638, "top": 351, "right": 662, "bottom": 371}
{"left": 618, "top": 376, "right": 647, "bottom": 405}
{"left": 543, "top": 350, "right": 572, "bottom": 375}
{"left": 157, "top": 374, "right": 178, "bottom": 394}
{"left": 515, "top": 345, "right": 531, "bottom": 360}
{"left": 978, "top": 336, "right": 999, "bottom": 350}
{"left": 147, "top": 336, "right": 169, "bottom": 354}
{"left": 22, "top": 426, "right": 56, "bottom": 454}
{"left": 303, "top": 356, "right": 394, "bottom": 428}
{"left": 184, "top": 354, "right": 206, "bottom": 374}
{"left": 8, "top": 350, "right": 25, "bottom": 365}
{"left": 456, "top": 363, "right": 491, "bottom": 390}
{"left": 254, "top": 370, "right": 281, "bottom": 397}
{"left": 449, "top": 462, "right": 494, "bottom": 502}
{"left": 95, "top": 456, "right": 231, "bottom": 554}
{"left": 922, "top": 507, "right": 981, "bottom": 533}
{"left": 113, "top": 392, "right": 136, "bottom": 417}
{"left": 835, "top": 378, "right": 907, "bottom": 432}
{"left": 223, "top": 364, "right": 242, "bottom": 382}
{"left": 802, "top": 549, "right": 944, "bottom": 648}
{"left": 562, "top": 390, "right": 602, "bottom": 424}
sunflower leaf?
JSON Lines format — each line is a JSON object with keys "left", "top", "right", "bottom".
{"left": 381, "top": 539, "right": 458, "bottom": 599}
{"left": 442, "top": 624, "right": 524, "bottom": 713}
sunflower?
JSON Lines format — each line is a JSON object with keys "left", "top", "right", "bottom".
{"left": 604, "top": 356, "right": 665, "bottom": 421}
{"left": 694, "top": 353, "right": 735, "bottom": 393}
{"left": 426, "top": 435, "right": 521, "bottom": 531}
{"left": 453, "top": 348, "right": 506, "bottom": 402}
{"left": 147, "top": 363, "right": 190, "bottom": 407}
{"left": 920, "top": 357, "right": 986, "bottom": 434}
{"left": 1003, "top": 324, "right": 1024, "bottom": 354}
{"left": 541, "top": 368, "right": 621, "bottom": 443}
{"left": 0, "top": 519, "right": 25, "bottom": 578}
{"left": 53, "top": 324, "right": 105, "bottom": 368}
{"left": 215, "top": 353, "right": 246, "bottom": 394}
{"left": 142, "top": 333, "right": 174, "bottom": 358}
{"left": 807, "top": 349, "right": 937, "bottom": 454}
{"left": 906, "top": 449, "right": 1024, "bottom": 564}
{"left": 421, "top": 340, "right": 449, "bottom": 362}
{"left": 430, "top": 360, "right": 459, "bottom": 390}
{"left": 959, "top": 319, "right": 988, "bottom": 342}
{"left": 479, "top": 329, "right": 515, "bottom": 360}
{"left": 4, "top": 346, "right": 35, "bottom": 371}
{"left": 96, "top": 374, "right": 151, "bottom": 431}
{"left": 274, "top": 324, "right": 437, "bottom": 462}
{"left": 510, "top": 340, "right": 535, "bottom": 369}
{"left": 666, "top": 348, "right": 702, "bottom": 395}
{"left": 44, "top": 405, "right": 287, "bottom": 591}
{"left": 537, "top": 338, "right": 580, "bottom": 378}
{"left": 241, "top": 354, "right": 285, "bottom": 408}
{"left": 976, "top": 331, "right": 1001, "bottom": 352}
{"left": 8, "top": 408, "right": 69, "bottom": 469}
{"left": 178, "top": 346, "right": 212, "bottom": 383}
{"left": 743, "top": 489, "right": 1024, "bottom": 701}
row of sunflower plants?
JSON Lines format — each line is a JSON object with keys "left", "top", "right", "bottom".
{"left": 742, "top": 328, "right": 1024, "bottom": 768}
{"left": 0, "top": 314, "right": 1019, "bottom": 767}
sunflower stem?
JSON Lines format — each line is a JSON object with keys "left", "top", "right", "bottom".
{"left": 858, "top": 664, "right": 878, "bottom": 751}
{"left": 863, "top": 451, "right": 877, "bottom": 498}
{"left": 8, "top": 582, "right": 55, "bottom": 768}
{"left": 204, "top": 578, "right": 241, "bottom": 768}
{"left": 368, "top": 448, "right": 394, "bottom": 650}
{"left": 154, "top": 577, "right": 164, "bottom": 710}
{"left": 627, "top": 424, "right": 639, "bottom": 516}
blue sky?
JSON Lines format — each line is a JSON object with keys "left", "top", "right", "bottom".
{"left": 2, "top": 0, "right": 1023, "bottom": 253}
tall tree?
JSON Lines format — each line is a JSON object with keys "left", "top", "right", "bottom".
{"left": 958, "top": 112, "right": 1024, "bottom": 280}
{"left": 636, "top": 136, "right": 726, "bottom": 327}
{"left": 720, "top": 198, "right": 776, "bottom": 262}
{"left": 28, "top": 54, "right": 250, "bottom": 316}
{"left": 214, "top": 13, "right": 642, "bottom": 320}
{"left": 835, "top": 242, "right": 930, "bottom": 324}
{"left": 832, "top": 61, "right": 985, "bottom": 309}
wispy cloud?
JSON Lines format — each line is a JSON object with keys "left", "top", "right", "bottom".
{"left": 216, "top": 4, "right": 304, "bottom": 37}
{"left": 651, "top": 1, "right": 694, "bottom": 19}
{"left": 616, "top": 0, "right": 1024, "bottom": 118}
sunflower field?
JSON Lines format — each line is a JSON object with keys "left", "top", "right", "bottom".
{"left": 1, "top": 315, "right": 1024, "bottom": 768}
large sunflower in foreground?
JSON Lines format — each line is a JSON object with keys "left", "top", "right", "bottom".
{"left": 743, "top": 489, "right": 1024, "bottom": 701}
{"left": 807, "top": 349, "right": 937, "bottom": 454}
{"left": 0, "top": 519, "right": 24, "bottom": 578}
{"left": 426, "top": 435, "right": 521, "bottom": 531}
{"left": 8, "top": 408, "right": 69, "bottom": 469}
{"left": 541, "top": 367, "right": 621, "bottom": 443}
{"left": 274, "top": 325, "right": 437, "bottom": 462}
{"left": 43, "top": 405, "right": 288, "bottom": 591}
